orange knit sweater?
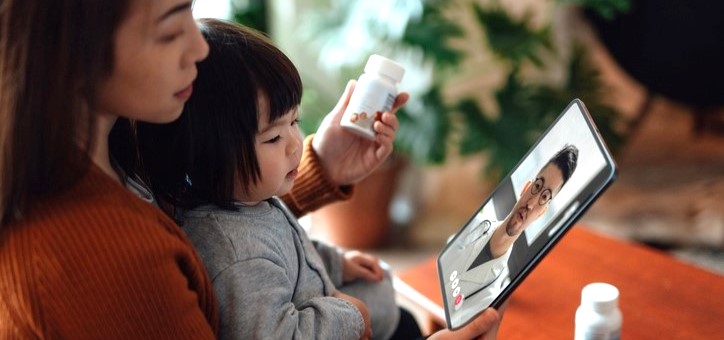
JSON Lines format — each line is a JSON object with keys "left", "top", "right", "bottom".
{"left": 0, "top": 135, "right": 350, "bottom": 339}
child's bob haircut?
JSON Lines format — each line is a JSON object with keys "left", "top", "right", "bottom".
{"left": 136, "top": 19, "right": 303, "bottom": 210}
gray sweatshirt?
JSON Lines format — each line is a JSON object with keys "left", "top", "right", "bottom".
{"left": 181, "top": 198, "right": 364, "bottom": 340}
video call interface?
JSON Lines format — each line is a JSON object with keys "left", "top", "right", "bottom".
{"left": 438, "top": 101, "right": 615, "bottom": 329}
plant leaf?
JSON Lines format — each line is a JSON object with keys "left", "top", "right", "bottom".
{"left": 401, "top": 0, "right": 465, "bottom": 68}
{"left": 396, "top": 86, "right": 452, "bottom": 164}
{"left": 472, "top": 3, "right": 551, "bottom": 67}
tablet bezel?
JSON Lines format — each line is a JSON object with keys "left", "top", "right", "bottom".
{"left": 436, "top": 99, "right": 618, "bottom": 330}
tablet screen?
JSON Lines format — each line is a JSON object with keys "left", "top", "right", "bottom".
{"left": 437, "top": 99, "right": 617, "bottom": 329}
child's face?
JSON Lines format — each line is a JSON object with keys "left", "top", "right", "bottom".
{"left": 235, "top": 98, "right": 303, "bottom": 203}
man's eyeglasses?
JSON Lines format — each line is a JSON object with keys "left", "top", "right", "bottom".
{"left": 530, "top": 177, "right": 553, "bottom": 206}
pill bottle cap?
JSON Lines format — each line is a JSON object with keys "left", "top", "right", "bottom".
{"left": 581, "top": 282, "right": 619, "bottom": 313}
{"left": 364, "top": 54, "right": 405, "bottom": 83}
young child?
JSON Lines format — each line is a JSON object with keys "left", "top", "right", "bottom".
{"left": 135, "top": 19, "right": 418, "bottom": 339}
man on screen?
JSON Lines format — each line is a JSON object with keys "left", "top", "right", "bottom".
{"left": 456, "top": 144, "right": 579, "bottom": 301}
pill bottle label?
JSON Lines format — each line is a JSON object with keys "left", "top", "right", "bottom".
{"left": 576, "top": 328, "right": 620, "bottom": 340}
{"left": 342, "top": 77, "right": 396, "bottom": 139}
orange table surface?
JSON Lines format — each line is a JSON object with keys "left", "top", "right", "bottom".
{"left": 395, "top": 227, "right": 724, "bottom": 339}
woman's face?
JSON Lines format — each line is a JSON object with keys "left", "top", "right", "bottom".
{"left": 95, "top": 0, "right": 209, "bottom": 123}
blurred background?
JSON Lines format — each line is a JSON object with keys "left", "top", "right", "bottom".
{"left": 193, "top": 0, "right": 724, "bottom": 274}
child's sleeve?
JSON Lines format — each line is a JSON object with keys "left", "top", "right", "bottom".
{"left": 311, "top": 240, "right": 345, "bottom": 287}
{"left": 213, "top": 258, "right": 364, "bottom": 340}
{"left": 282, "top": 134, "right": 354, "bottom": 217}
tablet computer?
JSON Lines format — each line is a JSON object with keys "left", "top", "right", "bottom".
{"left": 437, "top": 99, "right": 617, "bottom": 329}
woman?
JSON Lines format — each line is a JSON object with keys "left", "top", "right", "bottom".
{"left": 0, "top": 0, "right": 499, "bottom": 338}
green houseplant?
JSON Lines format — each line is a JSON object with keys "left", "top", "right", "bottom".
{"left": 289, "top": 0, "right": 628, "bottom": 178}
{"left": 233, "top": 0, "right": 631, "bottom": 247}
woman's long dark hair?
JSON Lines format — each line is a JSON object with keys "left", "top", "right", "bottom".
{"left": 0, "top": 0, "right": 131, "bottom": 225}
{"left": 134, "top": 19, "right": 302, "bottom": 211}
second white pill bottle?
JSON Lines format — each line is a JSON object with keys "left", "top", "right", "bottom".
{"left": 575, "top": 282, "right": 622, "bottom": 340}
{"left": 341, "top": 54, "right": 405, "bottom": 139}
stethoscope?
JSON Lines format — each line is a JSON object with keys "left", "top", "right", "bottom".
{"left": 458, "top": 219, "right": 496, "bottom": 251}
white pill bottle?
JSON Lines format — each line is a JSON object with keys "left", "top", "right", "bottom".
{"left": 341, "top": 54, "right": 405, "bottom": 139}
{"left": 575, "top": 282, "right": 622, "bottom": 340}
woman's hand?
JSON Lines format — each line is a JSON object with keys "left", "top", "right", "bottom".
{"left": 427, "top": 308, "right": 501, "bottom": 340}
{"left": 312, "top": 80, "right": 409, "bottom": 186}
{"left": 342, "top": 250, "right": 384, "bottom": 283}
